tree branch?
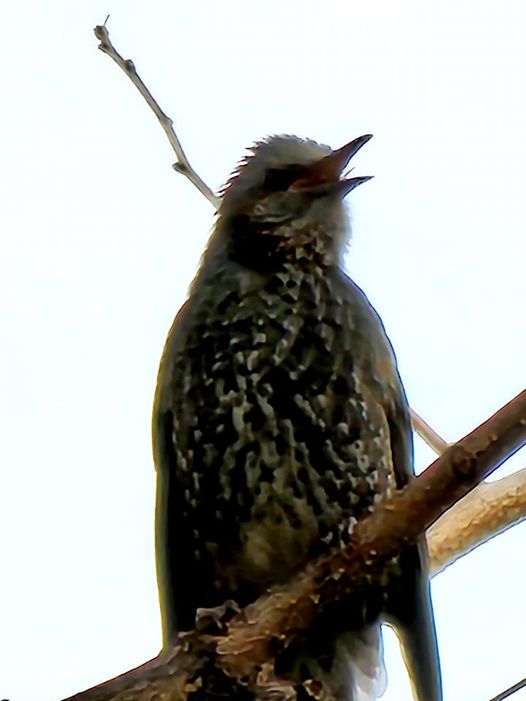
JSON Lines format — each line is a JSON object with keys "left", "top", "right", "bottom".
{"left": 93, "top": 22, "right": 220, "bottom": 208}
{"left": 63, "top": 390, "right": 526, "bottom": 701}
{"left": 410, "top": 409, "right": 449, "bottom": 454}
{"left": 488, "top": 676, "right": 526, "bottom": 701}
{"left": 428, "top": 466, "right": 526, "bottom": 575}
{"left": 218, "top": 389, "right": 526, "bottom": 680}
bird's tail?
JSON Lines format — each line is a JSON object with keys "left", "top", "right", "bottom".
{"left": 330, "top": 627, "right": 387, "bottom": 701}
{"left": 386, "top": 543, "right": 442, "bottom": 701}
{"left": 283, "top": 625, "right": 386, "bottom": 701}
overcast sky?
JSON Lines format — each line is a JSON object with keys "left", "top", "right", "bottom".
{"left": 1, "top": 1, "right": 525, "bottom": 700}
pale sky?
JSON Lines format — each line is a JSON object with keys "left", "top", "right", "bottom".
{"left": 1, "top": 2, "right": 525, "bottom": 700}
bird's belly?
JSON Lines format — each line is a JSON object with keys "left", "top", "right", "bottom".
{"left": 209, "top": 489, "right": 321, "bottom": 592}
{"left": 169, "top": 290, "right": 397, "bottom": 601}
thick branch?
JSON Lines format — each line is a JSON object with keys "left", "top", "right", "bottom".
{"left": 63, "top": 390, "right": 526, "bottom": 701}
{"left": 428, "top": 466, "right": 526, "bottom": 574}
{"left": 219, "top": 389, "right": 526, "bottom": 679}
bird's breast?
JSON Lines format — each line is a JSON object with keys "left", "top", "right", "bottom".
{"left": 165, "top": 266, "right": 396, "bottom": 591}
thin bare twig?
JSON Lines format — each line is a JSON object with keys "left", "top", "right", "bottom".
{"left": 411, "top": 408, "right": 449, "bottom": 454}
{"left": 488, "top": 676, "right": 526, "bottom": 701}
{"left": 93, "top": 22, "right": 454, "bottom": 455}
{"left": 93, "top": 23, "right": 220, "bottom": 208}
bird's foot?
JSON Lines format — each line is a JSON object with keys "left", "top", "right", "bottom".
{"left": 195, "top": 599, "right": 242, "bottom": 634}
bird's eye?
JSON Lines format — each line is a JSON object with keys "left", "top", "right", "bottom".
{"left": 262, "top": 167, "right": 302, "bottom": 192}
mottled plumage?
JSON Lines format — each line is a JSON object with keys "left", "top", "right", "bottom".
{"left": 152, "top": 135, "right": 442, "bottom": 700}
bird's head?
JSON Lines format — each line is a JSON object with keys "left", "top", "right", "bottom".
{"left": 213, "top": 134, "right": 372, "bottom": 270}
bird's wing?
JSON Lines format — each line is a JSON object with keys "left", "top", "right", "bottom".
{"left": 375, "top": 340, "right": 443, "bottom": 701}
{"left": 341, "top": 273, "right": 442, "bottom": 701}
{"left": 152, "top": 299, "right": 211, "bottom": 641}
{"left": 382, "top": 388, "right": 442, "bottom": 701}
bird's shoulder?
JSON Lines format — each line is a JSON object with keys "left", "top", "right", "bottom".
{"left": 334, "top": 270, "right": 414, "bottom": 483}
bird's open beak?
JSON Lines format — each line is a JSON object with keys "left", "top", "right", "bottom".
{"left": 289, "top": 134, "right": 373, "bottom": 196}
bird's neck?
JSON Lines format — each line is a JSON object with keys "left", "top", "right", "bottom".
{"left": 190, "top": 251, "right": 343, "bottom": 325}
{"left": 210, "top": 214, "right": 344, "bottom": 275}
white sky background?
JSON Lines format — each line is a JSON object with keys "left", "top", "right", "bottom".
{"left": 1, "top": 1, "right": 525, "bottom": 699}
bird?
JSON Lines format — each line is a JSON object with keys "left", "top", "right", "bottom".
{"left": 152, "top": 133, "right": 442, "bottom": 701}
